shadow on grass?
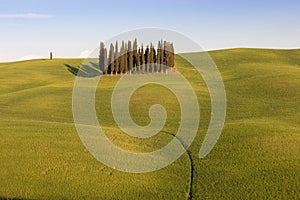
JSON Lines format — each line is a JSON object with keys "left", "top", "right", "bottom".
{"left": 65, "top": 62, "right": 101, "bottom": 77}
{"left": 0, "top": 197, "right": 34, "bottom": 200}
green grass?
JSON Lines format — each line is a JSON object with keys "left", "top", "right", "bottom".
{"left": 0, "top": 48, "right": 299, "bottom": 199}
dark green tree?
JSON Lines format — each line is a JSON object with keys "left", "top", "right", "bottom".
{"left": 145, "top": 45, "right": 150, "bottom": 73}
{"left": 141, "top": 44, "right": 145, "bottom": 73}
{"left": 149, "top": 43, "right": 154, "bottom": 73}
{"left": 104, "top": 47, "right": 108, "bottom": 74}
{"left": 157, "top": 41, "right": 162, "bottom": 72}
{"left": 124, "top": 43, "right": 128, "bottom": 73}
{"left": 99, "top": 42, "right": 108, "bottom": 74}
{"left": 128, "top": 40, "right": 133, "bottom": 74}
{"left": 169, "top": 42, "right": 175, "bottom": 69}
{"left": 119, "top": 41, "right": 125, "bottom": 74}
{"left": 133, "top": 38, "right": 138, "bottom": 73}
{"left": 115, "top": 41, "right": 119, "bottom": 75}
{"left": 108, "top": 43, "right": 115, "bottom": 75}
{"left": 136, "top": 48, "right": 140, "bottom": 74}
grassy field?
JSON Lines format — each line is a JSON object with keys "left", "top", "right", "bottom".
{"left": 0, "top": 48, "right": 299, "bottom": 199}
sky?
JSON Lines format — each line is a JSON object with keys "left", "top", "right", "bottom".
{"left": 0, "top": 0, "right": 300, "bottom": 62}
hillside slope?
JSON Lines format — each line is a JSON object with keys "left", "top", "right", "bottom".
{"left": 0, "top": 49, "right": 299, "bottom": 199}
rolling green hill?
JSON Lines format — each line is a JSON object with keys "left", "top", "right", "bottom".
{"left": 0, "top": 48, "right": 299, "bottom": 199}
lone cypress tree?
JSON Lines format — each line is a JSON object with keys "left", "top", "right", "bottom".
{"left": 50, "top": 52, "right": 53, "bottom": 60}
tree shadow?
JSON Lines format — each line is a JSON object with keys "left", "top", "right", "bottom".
{"left": 0, "top": 197, "right": 34, "bottom": 200}
{"left": 65, "top": 62, "right": 101, "bottom": 77}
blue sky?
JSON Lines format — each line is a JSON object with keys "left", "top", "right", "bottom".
{"left": 0, "top": 0, "right": 300, "bottom": 62}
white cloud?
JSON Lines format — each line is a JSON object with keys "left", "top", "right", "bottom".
{"left": 20, "top": 54, "right": 44, "bottom": 61}
{"left": 78, "top": 50, "right": 92, "bottom": 58}
{"left": 0, "top": 13, "right": 53, "bottom": 19}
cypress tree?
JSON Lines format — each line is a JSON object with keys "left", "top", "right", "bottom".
{"left": 133, "top": 38, "right": 138, "bottom": 73}
{"left": 124, "top": 43, "right": 128, "bottom": 73}
{"left": 157, "top": 41, "right": 162, "bottom": 72}
{"left": 141, "top": 44, "right": 145, "bottom": 73}
{"left": 108, "top": 43, "right": 115, "bottom": 75}
{"left": 115, "top": 41, "right": 119, "bottom": 75}
{"left": 160, "top": 40, "right": 164, "bottom": 73}
{"left": 163, "top": 41, "right": 168, "bottom": 74}
{"left": 169, "top": 42, "right": 175, "bottom": 69}
{"left": 136, "top": 48, "right": 140, "bottom": 74}
{"left": 50, "top": 52, "right": 53, "bottom": 60}
{"left": 145, "top": 45, "right": 150, "bottom": 73}
{"left": 120, "top": 41, "right": 125, "bottom": 74}
{"left": 128, "top": 41, "right": 133, "bottom": 74}
{"left": 153, "top": 46, "right": 157, "bottom": 72}
{"left": 149, "top": 43, "right": 154, "bottom": 73}
{"left": 99, "top": 42, "right": 108, "bottom": 74}
{"left": 104, "top": 47, "right": 108, "bottom": 74}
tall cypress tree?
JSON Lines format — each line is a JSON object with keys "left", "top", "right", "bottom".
{"left": 136, "top": 48, "right": 140, "bottom": 74}
{"left": 124, "top": 43, "right": 128, "bottom": 73}
{"left": 115, "top": 41, "right": 119, "bottom": 75}
{"left": 141, "top": 44, "right": 145, "bottom": 73}
{"left": 157, "top": 40, "right": 162, "bottom": 72}
{"left": 152, "top": 45, "right": 157, "bottom": 72}
{"left": 160, "top": 40, "right": 164, "bottom": 73}
{"left": 128, "top": 41, "right": 133, "bottom": 74}
{"left": 108, "top": 43, "right": 115, "bottom": 75}
{"left": 104, "top": 47, "right": 108, "bottom": 74}
{"left": 133, "top": 38, "right": 138, "bottom": 73}
{"left": 169, "top": 42, "right": 175, "bottom": 69}
{"left": 149, "top": 43, "right": 154, "bottom": 73}
{"left": 120, "top": 41, "right": 125, "bottom": 74}
{"left": 145, "top": 45, "right": 150, "bottom": 73}
{"left": 99, "top": 42, "right": 105, "bottom": 73}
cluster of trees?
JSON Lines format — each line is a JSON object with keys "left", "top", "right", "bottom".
{"left": 99, "top": 39, "right": 175, "bottom": 75}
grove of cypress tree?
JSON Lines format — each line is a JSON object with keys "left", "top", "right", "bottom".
{"left": 99, "top": 39, "right": 174, "bottom": 75}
